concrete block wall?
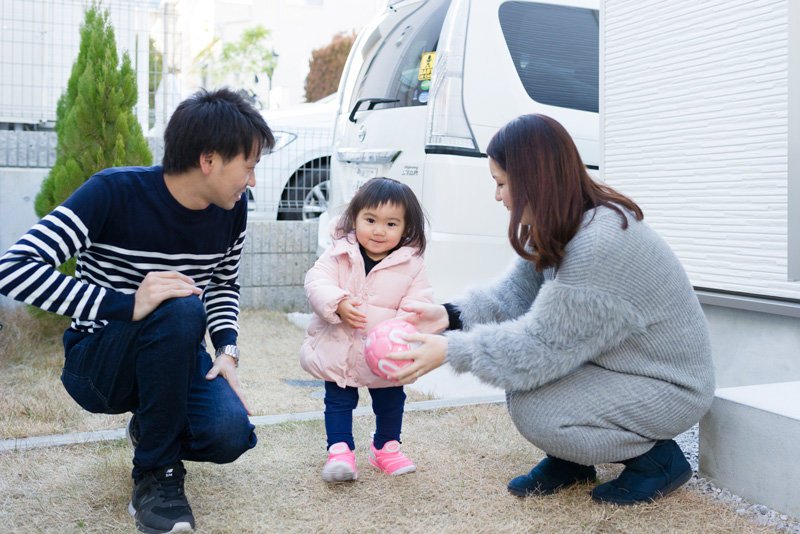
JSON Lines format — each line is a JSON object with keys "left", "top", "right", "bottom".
{"left": 0, "top": 168, "right": 47, "bottom": 257}
{"left": 0, "top": 132, "right": 163, "bottom": 169}
{"left": 238, "top": 218, "right": 318, "bottom": 311}
{"left": 0, "top": 131, "right": 57, "bottom": 167}
{"left": 702, "top": 304, "right": 800, "bottom": 388}
{"left": 700, "top": 381, "right": 800, "bottom": 518}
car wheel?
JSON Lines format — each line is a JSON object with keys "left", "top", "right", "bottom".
{"left": 277, "top": 158, "right": 330, "bottom": 221}
{"left": 302, "top": 179, "right": 329, "bottom": 221}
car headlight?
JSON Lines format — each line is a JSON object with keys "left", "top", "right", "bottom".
{"left": 267, "top": 130, "right": 298, "bottom": 153}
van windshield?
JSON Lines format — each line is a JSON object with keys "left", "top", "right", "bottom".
{"left": 499, "top": 1, "right": 599, "bottom": 113}
{"left": 354, "top": 0, "right": 451, "bottom": 109}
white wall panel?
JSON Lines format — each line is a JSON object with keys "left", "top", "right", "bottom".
{"left": 602, "top": 0, "right": 800, "bottom": 298}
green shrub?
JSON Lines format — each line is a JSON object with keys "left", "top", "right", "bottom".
{"left": 35, "top": 4, "right": 152, "bottom": 274}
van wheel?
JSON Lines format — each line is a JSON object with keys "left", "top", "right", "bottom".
{"left": 278, "top": 158, "right": 330, "bottom": 221}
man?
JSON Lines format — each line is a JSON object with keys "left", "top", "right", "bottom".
{"left": 0, "top": 88, "right": 274, "bottom": 533}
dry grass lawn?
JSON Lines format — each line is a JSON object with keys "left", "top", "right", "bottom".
{"left": 0, "top": 404, "right": 774, "bottom": 534}
{"left": 0, "top": 306, "right": 781, "bottom": 533}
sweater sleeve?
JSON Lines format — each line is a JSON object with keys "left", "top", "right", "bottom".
{"left": 204, "top": 200, "right": 247, "bottom": 349}
{"left": 450, "top": 256, "right": 544, "bottom": 329}
{"left": 0, "top": 176, "right": 134, "bottom": 320}
{"left": 444, "top": 280, "right": 646, "bottom": 391}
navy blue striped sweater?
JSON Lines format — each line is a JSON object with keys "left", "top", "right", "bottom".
{"left": 0, "top": 166, "right": 247, "bottom": 349}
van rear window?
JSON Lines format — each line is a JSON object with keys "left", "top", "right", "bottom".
{"left": 354, "top": 0, "right": 451, "bottom": 109}
{"left": 499, "top": 2, "right": 599, "bottom": 113}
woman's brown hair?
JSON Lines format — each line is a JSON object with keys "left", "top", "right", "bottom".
{"left": 486, "top": 114, "right": 642, "bottom": 271}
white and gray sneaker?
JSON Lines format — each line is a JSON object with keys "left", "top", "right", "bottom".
{"left": 128, "top": 462, "right": 195, "bottom": 533}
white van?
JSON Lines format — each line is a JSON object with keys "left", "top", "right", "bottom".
{"left": 321, "top": 0, "right": 599, "bottom": 301}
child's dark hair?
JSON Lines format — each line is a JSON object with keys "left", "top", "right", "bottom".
{"left": 162, "top": 88, "right": 275, "bottom": 174}
{"left": 335, "top": 177, "right": 427, "bottom": 255}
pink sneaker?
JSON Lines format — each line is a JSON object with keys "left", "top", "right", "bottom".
{"left": 369, "top": 440, "right": 416, "bottom": 476}
{"left": 322, "top": 442, "right": 358, "bottom": 482}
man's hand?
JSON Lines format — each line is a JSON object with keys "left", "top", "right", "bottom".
{"left": 206, "top": 355, "right": 252, "bottom": 415}
{"left": 133, "top": 271, "right": 201, "bottom": 321}
{"left": 336, "top": 298, "right": 368, "bottom": 329}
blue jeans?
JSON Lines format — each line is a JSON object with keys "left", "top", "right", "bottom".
{"left": 61, "top": 296, "right": 256, "bottom": 479}
{"left": 324, "top": 380, "right": 406, "bottom": 450}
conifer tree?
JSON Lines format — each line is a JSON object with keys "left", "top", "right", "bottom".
{"left": 35, "top": 4, "right": 152, "bottom": 242}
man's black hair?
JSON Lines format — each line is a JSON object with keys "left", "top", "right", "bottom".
{"left": 162, "top": 88, "right": 274, "bottom": 173}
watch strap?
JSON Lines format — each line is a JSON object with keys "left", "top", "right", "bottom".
{"left": 215, "top": 345, "right": 240, "bottom": 367}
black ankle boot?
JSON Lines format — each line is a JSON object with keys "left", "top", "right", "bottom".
{"left": 508, "top": 455, "right": 596, "bottom": 497}
{"left": 591, "top": 439, "right": 692, "bottom": 505}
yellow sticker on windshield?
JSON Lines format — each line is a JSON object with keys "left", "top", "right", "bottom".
{"left": 418, "top": 52, "right": 436, "bottom": 81}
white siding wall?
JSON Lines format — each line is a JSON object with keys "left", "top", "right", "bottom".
{"left": 602, "top": 0, "right": 800, "bottom": 299}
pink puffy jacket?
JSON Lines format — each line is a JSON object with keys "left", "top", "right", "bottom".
{"left": 300, "top": 234, "right": 434, "bottom": 388}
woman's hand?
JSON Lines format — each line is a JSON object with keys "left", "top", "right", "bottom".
{"left": 400, "top": 302, "right": 449, "bottom": 334}
{"left": 336, "top": 298, "right": 367, "bottom": 329}
{"left": 387, "top": 333, "right": 448, "bottom": 385}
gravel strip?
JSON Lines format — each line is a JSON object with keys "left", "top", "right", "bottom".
{"left": 676, "top": 426, "right": 800, "bottom": 533}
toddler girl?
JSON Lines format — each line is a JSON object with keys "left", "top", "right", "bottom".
{"left": 300, "top": 177, "right": 433, "bottom": 482}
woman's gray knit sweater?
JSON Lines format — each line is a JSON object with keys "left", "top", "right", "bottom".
{"left": 445, "top": 206, "right": 715, "bottom": 464}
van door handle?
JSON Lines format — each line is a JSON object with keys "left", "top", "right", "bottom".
{"left": 348, "top": 98, "right": 400, "bottom": 123}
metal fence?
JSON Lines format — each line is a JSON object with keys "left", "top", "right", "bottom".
{"left": 0, "top": 124, "right": 334, "bottom": 222}
{"left": 0, "top": 0, "right": 336, "bottom": 222}
{"left": 0, "top": 1, "right": 325, "bottom": 311}
{"left": 250, "top": 125, "right": 332, "bottom": 221}
{"left": 0, "top": 0, "right": 180, "bottom": 133}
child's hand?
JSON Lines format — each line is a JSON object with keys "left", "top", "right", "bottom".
{"left": 337, "top": 298, "right": 368, "bottom": 329}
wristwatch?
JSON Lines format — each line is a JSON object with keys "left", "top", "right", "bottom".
{"left": 215, "top": 345, "right": 240, "bottom": 367}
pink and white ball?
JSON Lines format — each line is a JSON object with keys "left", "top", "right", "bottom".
{"left": 364, "top": 319, "right": 418, "bottom": 380}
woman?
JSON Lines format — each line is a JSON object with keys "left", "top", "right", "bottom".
{"left": 390, "top": 114, "right": 715, "bottom": 505}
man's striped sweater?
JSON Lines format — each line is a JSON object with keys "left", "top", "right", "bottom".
{"left": 0, "top": 166, "right": 247, "bottom": 349}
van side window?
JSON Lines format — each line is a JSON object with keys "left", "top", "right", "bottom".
{"left": 499, "top": 2, "right": 599, "bottom": 113}
{"left": 354, "top": 0, "right": 451, "bottom": 109}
